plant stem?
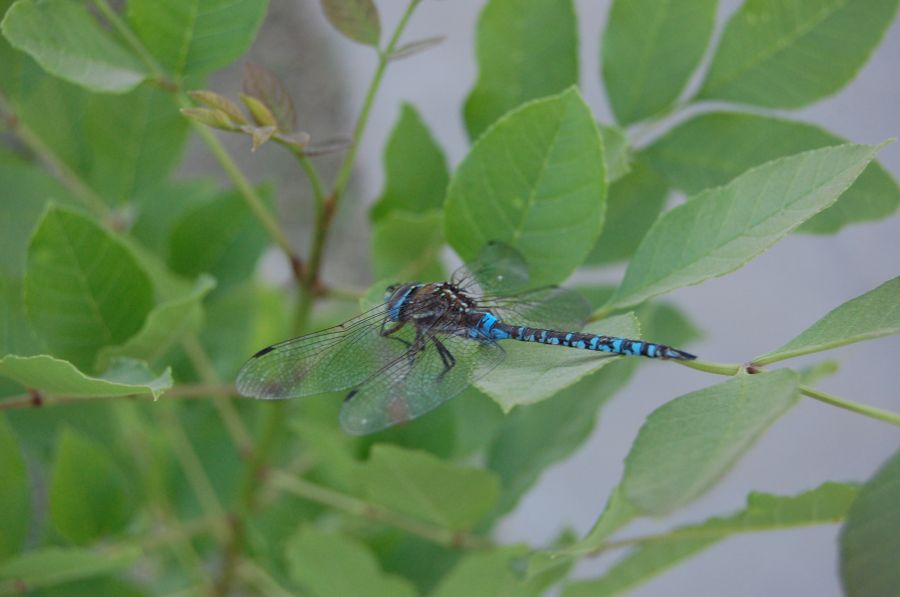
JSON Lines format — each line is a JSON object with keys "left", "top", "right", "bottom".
{"left": 271, "top": 471, "right": 492, "bottom": 550}
{"left": 91, "top": 0, "right": 170, "bottom": 85}
{"left": 677, "top": 359, "right": 744, "bottom": 376}
{"left": 0, "top": 383, "right": 236, "bottom": 411}
{"left": 800, "top": 384, "right": 900, "bottom": 426}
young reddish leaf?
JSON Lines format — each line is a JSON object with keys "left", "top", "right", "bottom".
{"left": 320, "top": 0, "right": 381, "bottom": 47}
{"left": 242, "top": 63, "right": 296, "bottom": 132}
{"left": 389, "top": 36, "right": 446, "bottom": 61}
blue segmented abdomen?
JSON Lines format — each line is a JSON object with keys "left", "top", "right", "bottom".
{"left": 473, "top": 312, "right": 695, "bottom": 361}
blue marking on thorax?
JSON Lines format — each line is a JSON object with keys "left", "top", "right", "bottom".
{"left": 388, "top": 285, "right": 416, "bottom": 321}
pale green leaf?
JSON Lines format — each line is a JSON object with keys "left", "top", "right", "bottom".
{"left": 622, "top": 370, "right": 799, "bottom": 515}
{"left": 756, "top": 276, "right": 900, "bottom": 365}
{"left": 463, "top": 0, "right": 577, "bottom": 139}
{"left": 840, "top": 448, "right": 900, "bottom": 597}
{"left": 50, "top": 427, "right": 135, "bottom": 543}
{"left": 1, "top": 0, "right": 147, "bottom": 93}
{"left": 477, "top": 313, "right": 639, "bottom": 412}
{"left": 128, "top": 0, "right": 268, "bottom": 76}
{"left": 697, "top": 0, "right": 900, "bottom": 108}
{"left": 359, "top": 444, "right": 500, "bottom": 530}
{"left": 372, "top": 210, "right": 444, "bottom": 283}
{"left": 0, "top": 547, "right": 140, "bottom": 593}
{"left": 642, "top": 112, "right": 900, "bottom": 233}
{"left": 285, "top": 528, "right": 415, "bottom": 597}
{"left": 371, "top": 103, "right": 449, "bottom": 221}
{"left": 447, "top": 88, "right": 606, "bottom": 287}
{"left": 608, "top": 144, "right": 883, "bottom": 311}
{"left": 602, "top": 0, "right": 717, "bottom": 125}
{"left": 320, "top": 0, "right": 380, "bottom": 46}
{"left": 0, "top": 415, "right": 28, "bottom": 560}
{"left": 599, "top": 123, "right": 630, "bottom": 183}
{"left": 586, "top": 161, "right": 667, "bottom": 266}
{"left": 25, "top": 206, "right": 154, "bottom": 370}
{"left": 566, "top": 482, "right": 859, "bottom": 597}
{"left": 0, "top": 354, "right": 172, "bottom": 399}
{"left": 433, "top": 545, "right": 565, "bottom": 597}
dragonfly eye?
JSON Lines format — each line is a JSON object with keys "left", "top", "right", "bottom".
{"left": 383, "top": 283, "right": 401, "bottom": 301}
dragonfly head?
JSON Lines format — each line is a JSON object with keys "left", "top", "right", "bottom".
{"left": 384, "top": 283, "right": 420, "bottom": 321}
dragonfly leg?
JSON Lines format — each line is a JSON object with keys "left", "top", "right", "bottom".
{"left": 380, "top": 320, "right": 413, "bottom": 349}
{"left": 432, "top": 337, "right": 456, "bottom": 382}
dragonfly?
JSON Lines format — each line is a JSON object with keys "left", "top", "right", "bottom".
{"left": 235, "top": 243, "right": 696, "bottom": 435}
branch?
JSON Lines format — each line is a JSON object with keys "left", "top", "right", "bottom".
{"left": 800, "top": 384, "right": 900, "bottom": 427}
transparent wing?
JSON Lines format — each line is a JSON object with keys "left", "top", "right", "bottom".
{"left": 236, "top": 303, "right": 416, "bottom": 399}
{"left": 451, "top": 241, "right": 531, "bottom": 296}
{"left": 339, "top": 332, "right": 505, "bottom": 435}
{"left": 479, "top": 286, "right": 592, "bottom": 331}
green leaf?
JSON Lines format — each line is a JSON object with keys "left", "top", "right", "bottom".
{"left": 0, "top": 354, "right": 172, "bottom": 399}
{"left": 642, "top": 112, "right": 900, "bottom": 234}
{"left": 168, "top": 186, "right": 271, "bottom": 295}
{"left": 463, "top": 0, "right": 578, "bottom": 139}
{"left": 488, "top": 359, "right": 637, "bottom": 515}
{"left": 477, "top": 313, "right": 639, "bottom": 412}
{"left": 25, "top": 206, "right": 154, "bottom": 370}
{"left": 372, "top": 211, "right": 444, "bottom": 283}
{"left": 756, "top": 276, "right": 900, "bottom": 366}
{"left": 433, "top": 545, "right": 564, "bottom": 597}
{"left": 599, "top": 124, "right": 630, "bottom": 183}
{"left": 0, "top": 547, "right": 140, "bottom": 593}
{"left": 622, "top": 370, "right": 799, "bottom": 515}
{"left": 602, "top": 0, "right": 717, "bottom": 125}
{"left": 320, "top": 0, "right": 380, "bottom": 47}
{"left": 359, "top": 444, "right": 500, "bottom": 530}
{"left": 370, "top": 104, "right": 449, "bottom": 221}
{"left": 447, "top": 88, "right": 606, "bottom": 287}
{"left": 286, "top": 528, "right": 416, "bottom": 597}
{"left": 586, "top": 161, "right": 667, "bottom": 266}
{"left": 1, "top": 0, "right": 147, "bottom": 93}
{"left": 697, "top": 0, "right": 900, "bottom": 108}
{"left": 95, "top": 275, "right": 216, "bottom": 370}
{"left": 608, "top": 143, "right": 883, "bottom": 311}
{"left": 840, "top": 448, "right": 900, "bottom": 597}
{"left": 127, "top": 0, "right": 268, "bottom": 77}
{"left": 50, "top": 427, "right": 135, "bottom": 543}
{"left": 130, "top": 180, "right": 220, "bottom": 254}
{"left": 0, "top": 415, "right": 28, "bottom": 560}
{"left": 566, "top": 482, "right": 859, "bottom": 597}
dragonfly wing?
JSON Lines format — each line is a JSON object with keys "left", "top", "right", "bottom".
{"left": 451, "top": 241, "right": 531, "bottom": 296}
{"left": 480, "top": 286, "right": 592, "bottom": 330}
{"left": 235, "top": 304, "right": 411, "bottom": 399}
{"left": 339, "top": 333, "right": 506, "bottom": 435}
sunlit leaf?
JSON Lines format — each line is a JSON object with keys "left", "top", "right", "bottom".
{"left": 320, "top": 0, "right": 380, "bottom": 47}
{"left": 447, "top": 88, "right": 606, "bottom": 287}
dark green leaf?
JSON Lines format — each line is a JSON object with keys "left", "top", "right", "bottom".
{"left": 372, "top": 210, "right": 444, "bottom": 283}
{"left": 320, "top": 0, "right": 380, "bottom": 47}
{"left": 608, "top": 144, "right": 883, "bottom": 310}
{"left": 50, "top": 427, "right": 135, "bottom": 543}
{"left": 371, "top": 104, "right": 449, "bottom": 221}
{"left": 359, "top": 444, "right": 500, "bottom": 530}
{"left": 756, "top": 276, "right": 900, "bottom": 365}
{"left": 464, "top": 0, "right": 577, "bottom": 139}
{"left": 25, "top": 206, "right": 154, "bottom": 370}
{"left": 622, "top": 370, "right": 799, "bottom": 515}
{"left": 0, "top": 547, "right": 140, "bottom": 593}
{"left": 127, "top": 0, "right": 268, "bottom": 76}
{"left": 642, "top": 112, "right": 900, "bottom": 233}
{"left": 130, "top": 180, "right": 220, "bottom": 254}
{"left": 0, "top": 355, "right": 172, "bottom": 398}
{"left": 840, "top": 448, "right": 900, "bottom": 597}
{"left": 447, "top": 88, "right": 606, "bottom": 287}
{"left": 1, "top": 0, "right": 147, "bottom": 93}
{"left": 0, "top": 415, "right": 28, "bottom": 560}
{"left": 697, "top": 0, "right": 900, "bottom": 108}
{"left": 602, "top": 0, "right": 717, "bottom": 125}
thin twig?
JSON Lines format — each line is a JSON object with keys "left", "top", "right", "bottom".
{"left": 800, "top": 384, "right": 900, "bottom": 426}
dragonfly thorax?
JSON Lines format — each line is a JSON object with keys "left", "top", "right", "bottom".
{"left": 385, "top": 282, "right": 478, "bottom": 325}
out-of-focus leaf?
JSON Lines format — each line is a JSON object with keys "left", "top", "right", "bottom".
{"left": 602, "top": 0, "right": 717, "bottom": 125}
{"left": 756, "top": 276, "right": 900, "bottom": 365}
{"left": 642, "top": 112, "right": 900, "bottom": 233}
{"left": 566, "top": 482, "right": 859, "bottom": 597}
{"left": 0, "top": 547, "right": 140, "bottom": 593}
{"left": 697, "top": 0, "right": 900, "bottom": 108}
{"left": 464, "top": 0, "right": 577, "bottom": 140}
{"left": 389, "top": 35, "right": 445, "bottom": 61}
{"left": 447, "top": 88, "right": 606, "bottom": 287}
{"left": 0, "top": 415, "right": 28, "bottom": 560}
{"left": 622, "top": 370, "right": 799, "bottom": 515}
{"left": 840, "top": 448, "right": 900, "bottom": 597}
{"left": 320, "top": 0, "right": 380, "bottom": 47}
{"left": 242, "top": 62, "right": 296, "bottom": 133}
{"left": 187, "top": 90, "right": 248, "bottom": 124}
{"left": 434, "top": 545, "right": 567, "bottom": 597}
{"left": 127, "top": 0, "right": 268, "bottom": 76}
{"left": 599, "top": 123, "right": 630, "bottom": 183}
{"left": 285, "top": 528, "right": 415, "bottom": 597}
{"left": 586, "top": 161, "right": 667, "bottom": 267}
{"left": 1, "top": 0, "right": 147, "bottom": 93}
{"left": 0, "top": 355, "right": 172, "bottom": 399}
{"left": 130, "top": 180, "right": 220, "bottom": 254}
{"left": 608, "top": 144, "right": 883, "bottom": 310}
{"left": 372, "top": 210, "right": 444, "bottom": 283}
{"left": 359, "top": 444, "right": 500, "bottom": 531}
{"left": 49, "top": 427, "right": 135, "bottom": 544}
{"left": 25, "top": 206, "right": 154, "bottom": 370}
{"left": 371, "top": 104, "right": 449, "bottom": 221}
{"left": 477, "top": 313, "right": 638, "bottom": 411}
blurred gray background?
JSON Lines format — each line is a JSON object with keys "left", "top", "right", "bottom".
{"left": 192, "top": 1, "right": 900, "bottom": 595}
